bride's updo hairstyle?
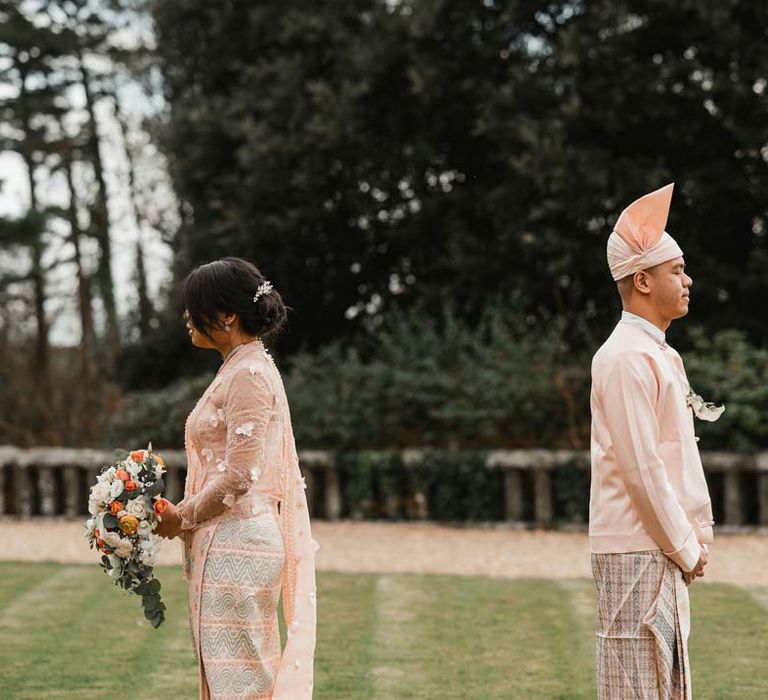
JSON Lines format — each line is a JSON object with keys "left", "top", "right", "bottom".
{"left": 181, "top": 257, "right": 287, "bottom": 341}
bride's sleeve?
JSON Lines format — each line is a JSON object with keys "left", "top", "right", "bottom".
{"left": 272, "top": 442, "right": 319, "bottom": 698}
{"left": 177, "top": 367, "right": 273, "bottom": 531}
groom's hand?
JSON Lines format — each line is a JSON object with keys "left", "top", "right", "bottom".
{"left": 155, "top": 501, "right": 182, "bottom": 539}
{"left": 683, "top": 545, "right": 708, "bottom": 585}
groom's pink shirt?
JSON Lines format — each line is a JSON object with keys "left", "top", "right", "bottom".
{"left": 589, "top": 314, "right": 714, "bottom": 573}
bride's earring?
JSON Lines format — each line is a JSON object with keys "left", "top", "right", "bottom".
{"left": 224, "top": 323, "right": 231, "bottom": 332}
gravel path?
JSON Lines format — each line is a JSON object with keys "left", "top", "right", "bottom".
{"left": 1, "top": 520, "right": 766, "bottom": 586}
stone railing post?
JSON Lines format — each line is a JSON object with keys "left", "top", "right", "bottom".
{"left": 403, "top": 449, "right": 428, "bottom": 520}
{"left": 63, "top": 466, "right": 80, "bottom": 518}
{"left": 533, "top": 468, "right": 553, "bottom": 526}
{"left": 299, "top": 451, "right": 340, "bottom": 521}
{"left": 38, "top": 466, "right": 57, "bottom": 517}
{"left": 13, "top": 464, "right": 33, "bottom": 518}
{"left": 756, "top": 453, "right": 768, "bottom": 527}
{"left": 0, "top": 462, "right": 6, "bottom": 515}
{"left": 503, "top": 470, "right": 524, "bottom": 522}
{"left": 324, "top": 467, "right": 342, "bottom": 520}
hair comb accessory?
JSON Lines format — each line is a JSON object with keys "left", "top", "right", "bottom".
{"left": 252, "top": 280, "right": 273, "bottom": 303}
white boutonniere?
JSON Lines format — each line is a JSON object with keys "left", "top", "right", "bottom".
{"left": 686, "top": 387, "right": 725, "bottom": 422}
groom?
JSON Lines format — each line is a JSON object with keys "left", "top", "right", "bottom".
{"left": 589, "top": 183, "right": 715, "bottom": 699}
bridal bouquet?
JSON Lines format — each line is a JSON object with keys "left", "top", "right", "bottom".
{"left": 85, "top": 442, "right": 169, "bottom": 628}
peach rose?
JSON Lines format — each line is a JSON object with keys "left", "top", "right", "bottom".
{"left": 130, "top": 450, "right": 146, "bottom": 463}
{"left": 153, "top": 498, "right": 168, "bottom": 515}
{"left": 118, "top": 514, "right": 140, "bottom": 535}
{"left": 109, "top": 501, "right": 122, "bottom": 515}
{"left": 124, "top": 481, "right": 138, "bottom": 491}
{"left": 115, "top": 469, "right": 130, "bottom": 482}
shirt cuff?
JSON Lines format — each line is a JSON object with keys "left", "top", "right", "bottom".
{"left": 664, "top": 527, "right": 701, "bottom": 572}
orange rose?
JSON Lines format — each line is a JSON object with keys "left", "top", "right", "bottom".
{"left": 110, "top": 501, "right": 122, "bottom": 515}
{"left": 153, "top": 498, "right": 168, "bottom": 515}
{"left": 124, "top": 481, "right": 138, "bottom": 491}
{"left": 118, "top": 514, "right": 140, "bottom": 535}
{"left": 115, "top": 469, "right": 130, "bottom": 482}
{"left": 130, "top": 450, "right": 146, "bottom": 463}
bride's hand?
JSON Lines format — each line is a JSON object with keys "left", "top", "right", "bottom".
{"left": 155, "top": 500, "right": 182, "bottom": 539}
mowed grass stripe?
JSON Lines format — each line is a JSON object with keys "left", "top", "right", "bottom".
{"left": 2, "top": 564, "right": 768, "bottom": 699}
{"left": 0, "top": 564, "right": 118, "bottom": 699}
{"left": 130, "top": 565, "right": 199, "bottom": 699}
{"left": 0, "top": 562, "right": 68, "bottom": 620}
{"left": 0, "top": 563, "right": 195, "bottom": 700}
{"left": 369, "top": 575, "right": 597, "bottom": 700}
{"left": 315, "top": 572, "right": 377, "bottom": 699}
{"left": 369, "top": 575, "right": 427, "bottom": 699}
{"left": 556, "top": 579, "right": 599, "bottom": 697}
{"left": 689, "top": 584, "right": 768, "bottom": 700}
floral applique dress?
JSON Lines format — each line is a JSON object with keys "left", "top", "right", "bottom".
{"left": 178, "top": 340, "right": 318, "bottom": 699}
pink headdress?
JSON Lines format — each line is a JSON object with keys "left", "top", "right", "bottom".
{"left": 607, "top": 183, "right": 683, "bottom": 281}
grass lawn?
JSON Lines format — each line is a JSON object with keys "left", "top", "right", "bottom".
{"left": 0, "top": 563, "right": 766, "bottom": 699}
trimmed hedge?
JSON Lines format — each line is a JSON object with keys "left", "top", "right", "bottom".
{"left": 106, "top": 311, "right": 768, "bottom": 455}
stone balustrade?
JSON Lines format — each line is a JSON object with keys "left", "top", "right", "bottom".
{"left": 0, "top": 445, "right": 766, "bottom": 527}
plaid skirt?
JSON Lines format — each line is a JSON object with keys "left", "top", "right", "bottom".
{"left": 592, "top": 550, "right": 691, "bottom": 700}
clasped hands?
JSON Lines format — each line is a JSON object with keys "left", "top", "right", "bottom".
{"left": 683, "top": 544, "right": 708, "bottom": 586}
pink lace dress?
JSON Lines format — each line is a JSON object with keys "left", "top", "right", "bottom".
{"left": 177, "top": 340, "right": 318, "bottom": 699}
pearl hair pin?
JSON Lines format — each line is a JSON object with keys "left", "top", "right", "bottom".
{"left": 253, "top": 280, "right": 273, "bottom": 303}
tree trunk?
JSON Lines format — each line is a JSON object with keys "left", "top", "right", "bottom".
{"left": 17, "top": 59, "right": 51, "bottom": 394}
{"left": 111, "top": 89, "right": 155, "bottom": 338}
{"left": 135, "top": 239, "right": 154, "bottom": 338}
{"left": 63, "top": 151, "right": 96, "bottom": 381}
{"left": 77, "top": 48, "right": 120, "bottom": 371}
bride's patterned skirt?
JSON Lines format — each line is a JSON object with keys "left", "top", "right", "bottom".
{"left": 196, "top": 505, "right": 285, "bottom": 699}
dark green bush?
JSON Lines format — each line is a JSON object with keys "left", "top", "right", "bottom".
{"left": 104, "top": 372, "right": 213, "bottom": 450}
{"left": 105, "top": 311, "right": 768, "bottom": 456}
{"left": 286, "top": 304, "right": 591, "bottom": 450}
{"left": 684, "top": 328, "right": 768, "bottom": 452}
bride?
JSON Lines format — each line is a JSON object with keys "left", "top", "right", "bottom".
{"left": 156, "top": 256, "right": 318, "bottom": 699}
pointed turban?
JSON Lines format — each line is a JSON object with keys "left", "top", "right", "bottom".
{"left": 607, "top": 183, "right": 683, "bottom": 281}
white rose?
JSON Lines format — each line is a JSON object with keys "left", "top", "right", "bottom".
{"left": 104, "top": 532, "right": 133, "bottom": 558}
{"left": 88, "top": 498, "right": 105, "bottom": 515}
{"left": 154, "top": 465, "right": 164, "bottom": 479}
{"left": 126, "top": 499, "right": 147, "bottom": 519}
{"left": 109, "top": 480, "right": 125, "bottom": 499}
{"left": 90, "top": 481, "right": 110, "bottom": 502}
{"left": 96, "top": 468, "right": 113, "bottom": 484}
{"left": 138, "top": 520, "right": 152, "bottom": 536}
{"left": 127, "top": 460, "right": 142, "bottom": 477}
{"left": 88, "top": 482, "right": 111, "bottom": 514}
{"left": 103, "top": 532, "right": 121, "bottom": 547}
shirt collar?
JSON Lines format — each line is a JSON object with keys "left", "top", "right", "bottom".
{"left": 620, "top": 310, "right": 666, "bottom": 346}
